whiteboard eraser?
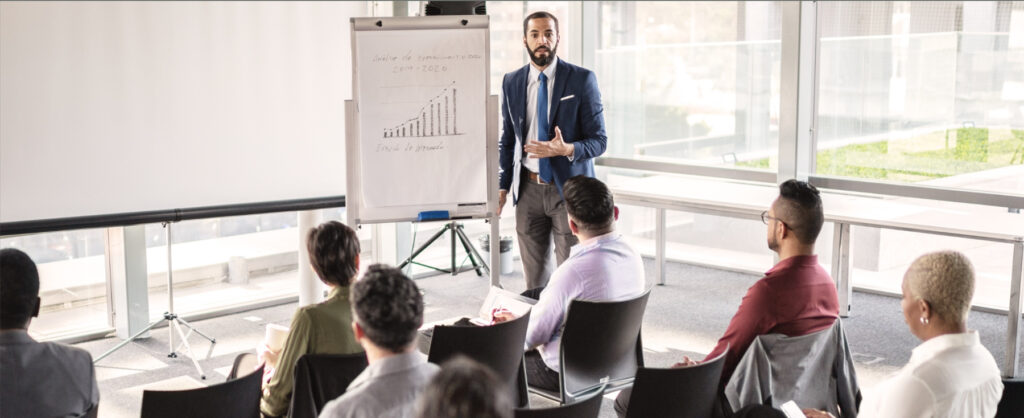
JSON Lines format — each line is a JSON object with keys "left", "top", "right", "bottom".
{"left": 417, "top": 211, "right": 450, "bottom": 221}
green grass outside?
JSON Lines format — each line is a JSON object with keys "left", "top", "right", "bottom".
{"left": 736, "top": 128, "right": 1024, "bottom": 181}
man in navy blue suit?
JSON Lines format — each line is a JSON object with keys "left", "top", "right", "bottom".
{"left": 497, "top": 11, "right": 607, "bottom": 289}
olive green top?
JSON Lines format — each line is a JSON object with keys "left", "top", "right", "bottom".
{"left": 260, "top": 285, "right": 362, "bottom": 417}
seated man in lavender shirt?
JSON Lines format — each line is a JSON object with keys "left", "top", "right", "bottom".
{"left": 496, "top": 175, "right": 646, "bottom": 391}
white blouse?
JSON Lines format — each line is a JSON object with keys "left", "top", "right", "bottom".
{"left": 859, "top": 331, "right": 1003, "bottom": 418}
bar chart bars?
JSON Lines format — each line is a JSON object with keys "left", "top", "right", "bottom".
{"left": 383, "top": 82, "right": 460, "bottom": 138}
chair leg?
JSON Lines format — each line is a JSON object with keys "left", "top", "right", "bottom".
{"left": 517, "top": 359, "right": 530, "bottom": 408}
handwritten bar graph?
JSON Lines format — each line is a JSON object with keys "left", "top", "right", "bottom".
{"left": 383, "top": 82, "right": 460, "bottom": 138}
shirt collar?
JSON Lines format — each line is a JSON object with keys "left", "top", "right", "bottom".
{"left": 569, "top": 231, "right": 619, "bottom": 258}
{"left": 528, "top": 56, "right": 558, "bottom": 82}
{"left": 351, "top": 350, "right": 427, "bottom": 388}
{"left": 0, "top": 329, "right": 35, "bottom": 345}
{"left": 908, "top": 331, "right": 980, "bottom": 367}
{"left": 765, "top": 254, "right": 819, "bottom": 275}
{"left": 327, "top": 285, "right": 349, "bottom": 301}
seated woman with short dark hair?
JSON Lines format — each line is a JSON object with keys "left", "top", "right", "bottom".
{"left": 257, "top": 221, "right": 364, "bottom": 417}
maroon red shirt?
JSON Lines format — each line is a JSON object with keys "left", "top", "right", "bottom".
{"left": 704, "top": 254, "right": 840, "bottom": 384}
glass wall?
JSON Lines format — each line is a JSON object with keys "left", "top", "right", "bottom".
{"left": 10, "top": 1, "right": 1021, "bottom": 342}
{"left": 595, "top": 1, "right": 782, "bottom": 168}
{"left": 1, "top": 229, "right": 110, "bottom": 340}
{"left": 814, "top": 1, "right": 1024, "bottom": 194}
{"left": 143, "top": 213, "right": 303, "bottom": 321}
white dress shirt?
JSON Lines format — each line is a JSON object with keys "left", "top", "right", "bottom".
{"left": 858, "top": 331, "right": 1003, "bottom": 418}
{"left": 522, "top": 57, "right": 558, "bottom": 174}
{"left": 525, "top": 232, "right": 645, "bottom": 370}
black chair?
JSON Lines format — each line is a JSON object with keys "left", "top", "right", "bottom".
{"left": 624, "top": 349, "right": 728, "bottom": 418}
{"left": 82, "top": 403, "right": 98, "bottom": 418}
{"left": 428, "top": 312, "right": 532, "bottom": 407}
{"left": 529, "top": 289, "right": 651, "bottom": 404}
{"left": 995, "top": 378, "right": 1024, "bottom": 418}
{"left": 515, "top": 382, "right": 606, "bottom": 418}
{"left": 288, "top": 352, "right": 369, "bottom": 418}
{"left": 140, "top": 364, "right": 264, "bottom": 418}
{"left": 227, "top": 352, "right": 260, "bottom": 381}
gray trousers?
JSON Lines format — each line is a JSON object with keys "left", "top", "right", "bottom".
{"left": 515, "top": 178, "right": 577, "bottom": 289}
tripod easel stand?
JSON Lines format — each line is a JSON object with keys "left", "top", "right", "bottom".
{"left": 94, "top": 222, "right": 216, "bottom": 379}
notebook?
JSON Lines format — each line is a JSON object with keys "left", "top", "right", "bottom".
{"left": 421, "top": 286, "right": 536, "bottom": 335}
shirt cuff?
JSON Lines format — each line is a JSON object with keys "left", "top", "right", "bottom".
{"left": 567, "top": 143, "right": 577, "bottom": 161}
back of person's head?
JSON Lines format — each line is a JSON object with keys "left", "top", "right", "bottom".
{"left": 0, "top": 248, "right": 41, "bottom": 329}
{"left": 563, "top": 175, "right": 615, "bottom": 234}
{"left": 307, "top": 221, "right": 361, "bottom": 287}
{"left": 415, "top": 355, "right": 513, "bottom": 418}
{"left": 905, "top": 250, "right": 975, "bottom": 325}
{"left": 351, "top": 264, "right": 423, "bottom": 353}
{"left": 774, "top": 179, "right": 824, "bottom": 245}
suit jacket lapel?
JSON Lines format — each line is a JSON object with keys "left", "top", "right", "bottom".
{"left": 517, "top": 65, "right": 529, "bottom": 137}
{"left": 549, "top": 59, "right": 571, "bottom": 128}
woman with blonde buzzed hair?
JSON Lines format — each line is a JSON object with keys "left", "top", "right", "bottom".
{"left": 805, "top": 250, "right": 1003, "bottom": 418}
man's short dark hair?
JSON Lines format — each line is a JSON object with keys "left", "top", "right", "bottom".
{"left": 307, "top": 221, "right": 361, "bottom": 287}
{"left": 351, "top": 264, "right": 423, "bottom": 353}
{"left": 415, "top": 355, "right": 513, "bottom": 418}
{"left": 1, "top": 248, "right": 41, "bottom": 329}
{"left": 523, "top": 11, "right": 559, "bottom": 36}
{"left": 563, "top": 176, "right": 615, "bottom": 234}
{"left": 774, "top": 179, "right": 824, "bottom": 245}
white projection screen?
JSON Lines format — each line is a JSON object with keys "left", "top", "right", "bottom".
{"left": 0, "top": 1, "right": 366, "bottom": 226}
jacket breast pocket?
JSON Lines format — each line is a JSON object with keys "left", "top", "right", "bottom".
{"left": 556, "top": 98, "right": 579, "bottom": 131}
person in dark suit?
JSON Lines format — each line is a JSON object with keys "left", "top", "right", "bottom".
{"left": 497, "top": 11, "right": 607, "bottom": 289}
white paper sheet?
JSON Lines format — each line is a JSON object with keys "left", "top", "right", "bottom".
{"left": 355, "top": 28, "right": 488, "bottom": 209}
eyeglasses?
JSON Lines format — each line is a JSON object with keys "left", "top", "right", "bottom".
{"left": 761, "top": 210, "right": 791, "bottom": 229}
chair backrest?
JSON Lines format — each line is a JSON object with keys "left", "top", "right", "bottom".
{"left": 625, "top": 349, "right": 728, "bottom": 418}
{"left": 725, "top": 320, "right": 858, "bottom": 417}
{"left": 428, "top": 312, "right": 531, "bottom": 406}
{"left": 514, "top": 382, "right": 606, "bottom": 418}
{"left": 995, "top": 378, "right": 1024, "bottom": 418}
{"left": 288, "top": 352, "right": 369, "bottom": 418}
{"left": 140, "top": 365, "right": 264, "bottom": 418}
{"left": 82, "top": 403, "right": 98, "bottom": 418}
{"left": 559, "top": 289, "right": 650, "bottom": 401}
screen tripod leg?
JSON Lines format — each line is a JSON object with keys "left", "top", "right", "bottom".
{"left": 171, "top": 319, "right": 207, "bottom": 380}
{"left": 93, "top": 317, "right": 167, "bottom": 364}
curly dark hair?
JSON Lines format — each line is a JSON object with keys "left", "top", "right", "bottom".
{"left": 351, "top": 264, "right": 423, "bottom": 353}
{"left": 416, "top": 355, "right": 513, "bottom": 418}
{"left": 1, "top": 248, "right": 41, "bottom": 329}
{"left": 774, "top": 179, "right": 824, "bottom": 245}
{"left": 307, "top": 221, "right": 360, "bottom": 287}
{"left": 563, "top": 176, "right": 615, "bottom": 234}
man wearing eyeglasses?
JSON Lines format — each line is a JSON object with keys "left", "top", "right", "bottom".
{"left": 614, "top": 179, "right": 840, "bottom": 416}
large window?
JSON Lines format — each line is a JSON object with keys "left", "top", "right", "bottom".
{"left": 1, "top": 229, "right": 109, "bottom": 340}
{"left": 814, "top": 1, "right": 1024, "bottom": 194}
{"left": 595, "top": 1, "right": 782, "bottom": 168}
{"left": 142, "top": 213, "right": 304, "bottom": 321}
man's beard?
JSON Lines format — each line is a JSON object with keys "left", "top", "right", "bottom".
{"left": 767, "top": 235, "right": 779, "bottom": 252}
{"left": 527, "top": 44, "right": 557, "bottom": 67}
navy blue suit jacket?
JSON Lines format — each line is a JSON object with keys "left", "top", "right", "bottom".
{"left": 498, "top": 59, "right": 607, "bottom": 204}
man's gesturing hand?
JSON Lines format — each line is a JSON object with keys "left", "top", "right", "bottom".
{"left": 524, "top": 126, "right": 573, "bottom": 158}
